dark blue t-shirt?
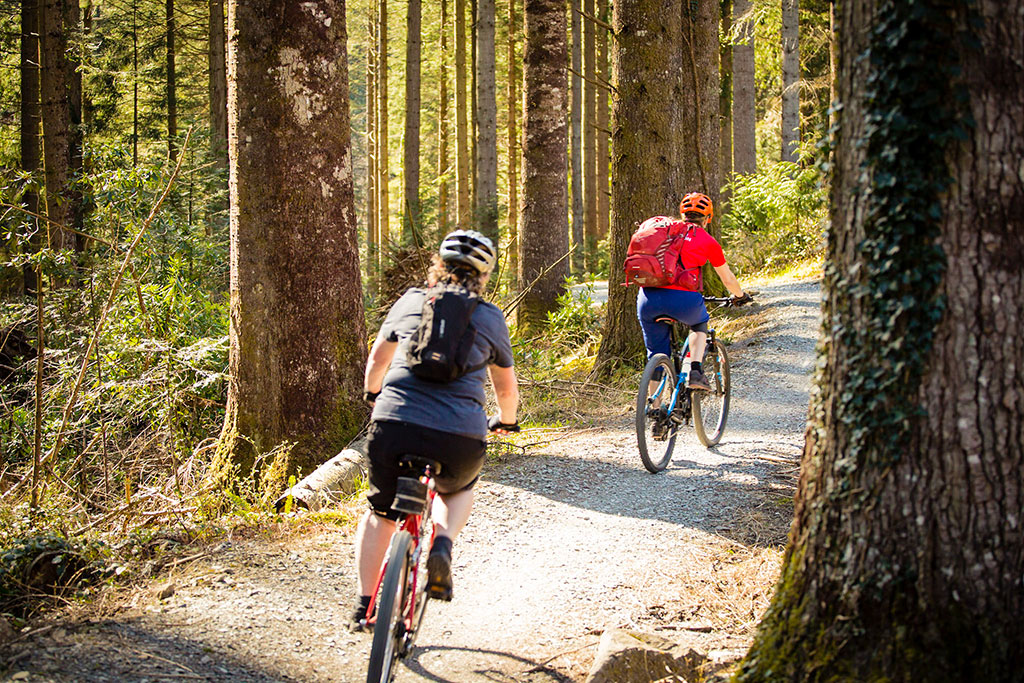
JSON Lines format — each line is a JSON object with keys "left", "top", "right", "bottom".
{"left": 371, "top": 287, "right": 514, "bottom": 439}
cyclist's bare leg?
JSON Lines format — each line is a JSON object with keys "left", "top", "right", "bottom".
{"left": 355, "top": 510, "right": 397, "bottom": 596}
{"left": 688, "top": 331, "right": 707, "bottom": 370}
{"left": 431, "top": 488, "right": 474, "bottom": 542}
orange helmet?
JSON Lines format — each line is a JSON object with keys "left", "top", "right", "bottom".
{"left": 679, "top": 192, "right": 714, "bottom": 220}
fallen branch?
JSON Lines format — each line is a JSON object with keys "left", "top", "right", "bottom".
{"left": 502, "top": 247, "right": 575, "bottom": 317}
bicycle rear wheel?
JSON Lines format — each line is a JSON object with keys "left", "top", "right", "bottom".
{"left": 367, "top": 531, "right": 412, "bottom": 683}
{"left": 693, "top": 339, "right": 731, "bottom": 447}
{"left": 636, "top": 354, "right": 679, "bottom": 473}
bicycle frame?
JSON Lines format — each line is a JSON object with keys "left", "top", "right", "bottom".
{"left": 366, "top": 481, "right": 436, "bottom": 634}
{"left": 656, "top": 302, "right": 726, "bottom": 420}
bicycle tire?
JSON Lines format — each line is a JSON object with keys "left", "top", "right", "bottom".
{"left": 367, "top": 531, "right": 412, "bottom": 683}
{"left": 693, "top": 339, "right": 731, "bottom": 447}
{"left": 636, "top": 354, "right": 679, "bottom": 473}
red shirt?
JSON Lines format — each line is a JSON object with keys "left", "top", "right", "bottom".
{"left": 657, "top": 223, "right": 725, "bottom": 291}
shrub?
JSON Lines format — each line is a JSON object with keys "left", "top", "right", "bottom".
{"left": 722, "top": 161, "right": 827, "bottom": 274}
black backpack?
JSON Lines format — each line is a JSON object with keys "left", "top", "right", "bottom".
{"left": 407, "top": 284, "right": 488, "bottom": 382}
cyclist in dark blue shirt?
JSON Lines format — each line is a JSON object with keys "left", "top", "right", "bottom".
{"left": 350, "top": 230, "right": 520, "bottom": 630}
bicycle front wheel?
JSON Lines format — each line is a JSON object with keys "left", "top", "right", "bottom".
{"left": 367, "top": 531, "right": 412, "bottom": 683}
{"left": 693, "top": 339, "right": 731, "bottom": 447}
{"left": 636, "top": 354, "right": 679, "bottom": 473}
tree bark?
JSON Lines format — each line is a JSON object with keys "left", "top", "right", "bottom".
{"left": 582, "top": 0, "right": 597, "bottom": 267}
{"left": 732, "top": 0, "right": 756, "bottom": 174}
{"left": 781, "top": 0, "right": 800, "bottom": 163}
{"left": 366, "top": 8, "right": 378, "bottom": 291}
{"left": 475, "top": 0, "right": 498, "bottom": 246}
{"left": 595, "top": 0, "right": 609, "bottom": 243}
{"left": 518, "top": 0, "right": 568, "bottom": 331}
{"left": 679, "top": 0, "right": 721, "bottom": 232}
{"left": 38, "top": 0, "right": 73, "bottom": 251}
{"left": 740, "top": 2, "right": 1024, "bottom": 679}
{"left": 569, "top": 0, "right": 583, "bottom": 274}
{"left": 505, "top": 0, "right": 518, "bottom": 280}
{"left": 64, "top": 0, "right": 84, "bottom": 251}
{"left": 454, "top": 0, "right": 471, "bottom": 225}
{"left": 376, "top": 0, "right": 389, "bottom": 256}
{"left": 595, "top": 0, "right": 685, "bottom": 371}
{"left": 437, "top": 0, "right": 450, "bottom": 235}
{"left": 719, "top": 0, "right": 733, "bottom": 209}
{"left": 213, "top": 0, "right": 368, "bottom": 483}
{"left": 166, "top": 0, "right": 178, "bottom": 162}
{"left": 209, "top": 0, "right": 228, "bottom": 166}
{"left": 402, "top": 0, "right": 422, "bottom": 245}
{"left": 18, "top": 0, "right": 40, "bottom": 293}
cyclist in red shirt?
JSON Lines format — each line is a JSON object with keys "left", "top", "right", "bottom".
{"left": 637, "top": 193, "right": 751, "bottom": 390}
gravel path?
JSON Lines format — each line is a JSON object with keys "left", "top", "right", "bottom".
{"left": 1, "top": 277, "right": 821, "bottom": 683}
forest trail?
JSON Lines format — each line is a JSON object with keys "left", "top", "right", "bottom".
{"left": 3, "top": 277, "right": 821, "bottom": 682}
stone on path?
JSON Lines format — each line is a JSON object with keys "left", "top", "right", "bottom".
{"left": 585, "top": 628, "right": 706, "bottom": 683}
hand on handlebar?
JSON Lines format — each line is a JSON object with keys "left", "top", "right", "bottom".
{"left": 488, "top": 415, "right": 521, "bottom": 434}
{"left": 730, "top": 292, "right": 753, "bottom": 307}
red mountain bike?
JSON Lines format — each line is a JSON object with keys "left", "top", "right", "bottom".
{"left": 365, "top": 456, "right": 440, "bottom": 683}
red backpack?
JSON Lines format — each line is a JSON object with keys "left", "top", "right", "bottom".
{"left": 622, "top": 216, "right": 703, "bottom": 290}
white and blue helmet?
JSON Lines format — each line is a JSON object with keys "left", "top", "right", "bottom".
{"left": 439, "top": 230, "right": 497, "bottom": 276}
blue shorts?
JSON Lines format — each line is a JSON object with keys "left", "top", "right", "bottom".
{"left": 636, "top": 287, "right": 709, "bottom": 358}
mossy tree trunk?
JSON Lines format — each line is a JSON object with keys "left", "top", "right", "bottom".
{"left": 213, "top": 0, "right": 368, "bottom": 487}
{"left": 739, "top": 2, "right": 1024, "bottom": 680}
{"left": 595, "top": 0, "right": 686, "bottom": 372}
{"left": 517, "top": 0, "right": 568, "bottom": 331}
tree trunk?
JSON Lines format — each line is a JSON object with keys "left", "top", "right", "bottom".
{"left": 679, "top": 0, "right": 721, "bottom": 232}
{"left": 166, "top": 0, "right": 177, "bottom": 162}
{"left": 38, "top": 0, "right": 73, "bottom": 251}
{"left": 366, "top": 8, "right": 378, "bottom": 291}
{"left": 518, "top": 0, "right": 568, "bottom": 331}
{"left": 569, "top": 0, "right": 583, "bottom": 274}
{"left": 781, "top": 0, "right": 799, "bottom": 163}
{"left": 732, "top": 0, "right": 755, "bottom": 174}
{"left": 209, "top": 0, "right": 228, "bottom": 166}
{"left": 64, "top": 0, "right": 84, "bottom": 251}
{"left": 454, "top": 0, "right": 471, "bottom": 225}
{"left": 505, "top": 0, "right": 518, "bottom": 280}
{"left": 470, "top": 0, "right": 478, "bottom": 217}
{"left": 719, "top": 0, "right": 733, "bottom": 209}
{"left": 132, "top": 0, "right": 139, "bottom": 166}
{"left": 402, "top": 0, "right": 422, "bottom": 245}
{"left": 595, "top": 0, "right": 684, "bottom": 371}
{"left": 475, "top": 0, "right": 498, "bottom": 246}
{"left": 213, "top": 0, "right": 368, "bottom": 483}
{"left": 376, "top": 0, "right": 389, "bottom": 256}
{"left": 20, "top": 0, "right": 40, "bottom": 293}
{"left": 739, "top": 2, "right": 1024, "bottom": 680}
{"left": 595, "top": 0, "right": 609, "bottom": 243}
{"left": 582, "top": 0, "right": 596, "bottom": 268}
{"left": 437, "top": 0, "right": 450, "bottom": 235}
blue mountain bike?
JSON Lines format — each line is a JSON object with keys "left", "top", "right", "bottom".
{"left": 635, "top": 296, "right": 738, "bottom": 473}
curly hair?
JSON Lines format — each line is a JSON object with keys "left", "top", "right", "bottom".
{"left": 426, "top": 254, "right": 488, "bottom": 294}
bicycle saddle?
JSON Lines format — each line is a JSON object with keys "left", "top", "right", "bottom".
{"left": 398, "top": 455, "right": 444, "bottom": 477}
{"left": 654, "top": 316, "right": 679, "bottom": 325}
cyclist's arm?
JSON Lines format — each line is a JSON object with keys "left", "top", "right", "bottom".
{"left": 364, "top": 336, "right": 398, "bottom": 394}
{"left": 488, "top": 364, "right": 519, "bottom": 425}
{"left": 712, "top": 262, "right": 745, "bottom": 298}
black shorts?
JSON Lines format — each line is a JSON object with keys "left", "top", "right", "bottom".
{"left": 366, "top": 420, "right": 488, "bottom": 520}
